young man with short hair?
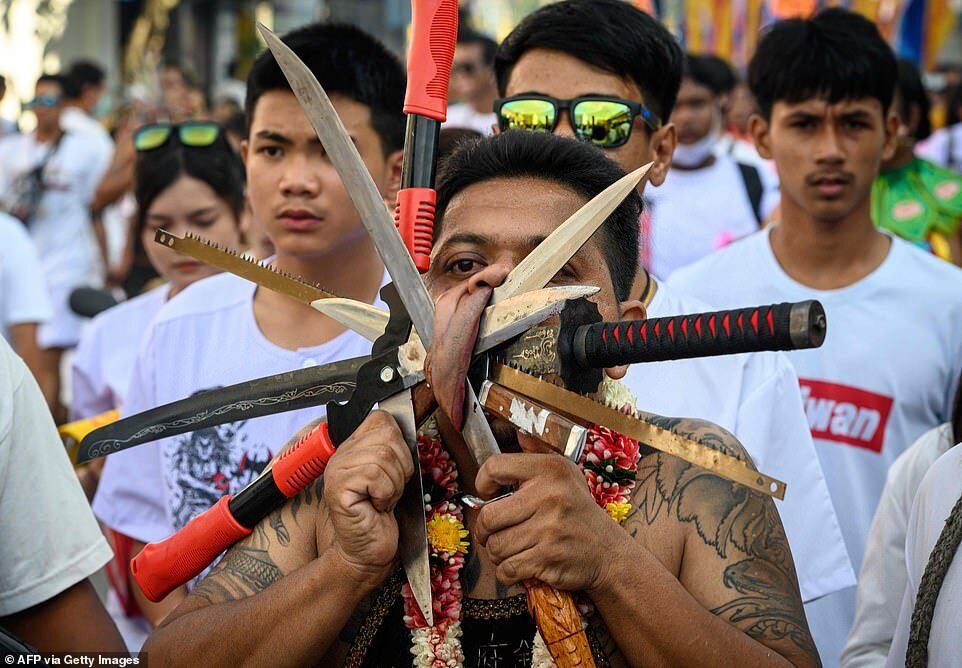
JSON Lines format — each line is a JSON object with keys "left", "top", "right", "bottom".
{"left": 93, "top": 22, "right": 401, "bottom": 624}
{"left": 669, "top": 9, "right": 962, "bottom": 663}
{"left": 444, "top": 26, "right": 499, "bottom": 135}
{"left": 493, "top": 0, "right": 852, "bottom": 612}
{"left": 142, "top": 130, "right": 818, "bottom": 668}
{"left": 646, "top": 53, "right": 779, "bottom": 278}
{"left": 0, "top": 73, "right": 108, "bottom": 418}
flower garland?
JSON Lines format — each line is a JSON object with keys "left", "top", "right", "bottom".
{"left": 403, "top": 378, "right": 641, "bottom": 667}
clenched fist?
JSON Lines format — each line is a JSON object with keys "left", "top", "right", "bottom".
{"left": 322, "top": 411, "right": 414, "bottom": 589}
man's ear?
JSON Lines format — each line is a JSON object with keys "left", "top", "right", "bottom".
{"left": 646, "top": 123, "right": 676, "bottom": 187}
{"left": 749, "top": 114, "right": 772, "bottom": 160}
{"left": 604, "top": 298, "right": 647, "bottom": 380}
{"left": 384, "top": 149, "right": 404, "bottom": 203}
{"left": 240, "top": 139, "right": 250, "bottom": 166}
{"left": 881, "top": 110, "right": 900, "bottom": 162}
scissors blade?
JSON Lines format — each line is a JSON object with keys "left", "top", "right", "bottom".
{"left": 259, "top": 25, "right": 436, "bottom": 345}
{"left": 492, "top": 162, "right": 652, "bottom": 304}
{"left": 379, "top": 392, "right": 433, "bottom": 627}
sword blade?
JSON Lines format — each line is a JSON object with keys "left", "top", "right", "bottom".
{"left": 491, "top": 363, "right": 787, "bottom": 499}
{"left": 492, "top": 162, "right": 652, "bottom": 304}
{"left": 259, "top": 25, "right": 437, "bottom": 345}
{"left": 77, "top": 356, "right": 368, "bottom": 463}
{"left": 380, "top": 392, "right": 433, "bottom": 627}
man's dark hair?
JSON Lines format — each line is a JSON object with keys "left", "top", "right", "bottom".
{"left": 749, "top": 8, "right": 897, "bottom": 119}
{"left": 458, "top": 25, "right": 498, "bottom": 67}
{"left": 436, "top": 131, "right": 640, "bottom": 300}
{"left": 685, "top": 54, "right": 736, "bottom": 96}
{"left": 36, "top": 73, "right": 67, "bottom": 95}
{"left": 245, "top": 22, "right": 406, "bottom": 155}
{"left": 895, "top": 58, "right": 931, "bottom": 141}
{"left": 495, "top": 0, "right": 683, "bottom": 121}
{"left": 64, "top": 60, "right": 105, "bottom": 100}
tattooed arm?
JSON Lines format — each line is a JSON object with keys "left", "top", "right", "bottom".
{"left": 141, "top": 411, "right": 413, "bottom": 667}
{"left": 588, "top": 416, "right": 820, "bottom": 667}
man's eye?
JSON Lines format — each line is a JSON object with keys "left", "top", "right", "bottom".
{"left": 259, "top": 145, "right": 283, "bottom": 158}
{"left": 448, "top": 258, "right": 481, "bottom": 276}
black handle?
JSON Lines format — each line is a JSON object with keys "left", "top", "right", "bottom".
{"left": 575, "top": 300, "right": 826, "bottom": 368}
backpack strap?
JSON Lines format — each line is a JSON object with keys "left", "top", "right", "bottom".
{"left": 737, "top": 161, "right": 764, "bottom": 225}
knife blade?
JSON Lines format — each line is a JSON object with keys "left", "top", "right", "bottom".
{"left": 491, "top": 363, "right": 787, "bottom": 499}
{"left": 77, "top": 356, "right": 367, "bottom": 463}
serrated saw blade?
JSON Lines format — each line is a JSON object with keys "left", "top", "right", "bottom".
{"left": 491, "top": 363, "right": 786, "bottom": 499}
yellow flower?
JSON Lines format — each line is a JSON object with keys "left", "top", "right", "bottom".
{"left": 605, "top": 501, "right": 632, "bottom": 524}
{"left": 427, "top": 514, "right": 469, "bottom": 554}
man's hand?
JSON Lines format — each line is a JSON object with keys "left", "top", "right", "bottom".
{"left": 322, "top": 410, "right": 414, "bottom": 589}
{"left": 474, "top": 452, "right": 629, "bottom": 592}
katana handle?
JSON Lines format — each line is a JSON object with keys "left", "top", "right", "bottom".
{"left": 394, "top": 0, "right": 459, "bottom": 272}
{"left": 575, "top": 300, "right": 826, "bottom": 368}
{"left": 132, "top": 423, "right": 337, "bottom": 602}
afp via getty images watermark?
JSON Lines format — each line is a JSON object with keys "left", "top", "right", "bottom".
{"left": 5, "top": 655, "right": 144, "bottom": 666}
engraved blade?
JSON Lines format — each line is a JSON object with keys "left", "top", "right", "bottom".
{"left": 76, "top": 356, "right": 368, "bottom": 463}
{"left": 259, "top": 25, "right": 436, "bottom": 345}
{"left": 155, "top": 230, "right": 336, "bottom": 303}
{"left": 492, "top": 162, "right": 652, "bottom": 304}
{"left": 491, "top": 364, "right": 787, "bottom": 499}
{"left": 379, "top": 392, "right": 433, "bottom": 627}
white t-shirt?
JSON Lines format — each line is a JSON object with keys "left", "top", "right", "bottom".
{"left": 0, "top": 336, "right": 113, "bottom": 615}
{"left": 60, "top": 107, "right": 114, "bottom": 180}
{"left": 644, "top": 154, "right": 779, "bottom": 280}
{"left": 625, "top": 282, "right": 854, "bottom": 603}
{"left": 916, "top": 123, "right": 962, "bottom": 172}
{"left": 93, "top": 271, "right": 385, "bottom": 544}
{"left": 443, "top": 102, "right": 496, "bottom": 135}
{"left": 842, "top": 423, "right": 954, "bottom": 668}
{"left": 886, "top": 444, "right": 962, "bottom": 668}
{"left": 0, "top": 211, "right": 52, "bottom": 340}
{"left": 669, "top": 227, "right": 962, "bottom": 665}
{"left": 71, "top": 284, "right": 170, "bottom": 420}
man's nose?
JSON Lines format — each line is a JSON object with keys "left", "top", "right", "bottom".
{"left": 279, "top": 153, "right": 322, "bottom": 197}
{"left": 552, "top": 110, "right": 578, "bottom": 140}
{"left": 466, "top": 264, "right": 510, "bottom": 293}
{"left": 814, "top": 125, "right": 845, "bottom": 163}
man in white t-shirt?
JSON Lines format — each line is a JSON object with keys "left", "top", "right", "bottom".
{"left": 0, "top": 211, "right": 52, "bottom": 386}
{"left": 668, "top": 10, "right": 962, "bottom": 665}
{"left": 0, "top": 73, "right": 108, "bottom": 418}
{"left": 0, "top": 337, "right": 124, "bottom": 651}
{"left": 61, "top": 61, "right": 113, "bottom": 176}
{"left": 643, "top": 54, "right": 779, "bottom": 279}
{"left": 444, "top": 26, "right": 498, "bottom": 135}
{"left": 494, "top": 0, "right": 853, "bottom": 608}
{"left": 93, "top": 22, "right": 403, "bottom": 626}
{"left": 885, "top": 444, "right": 962, "bottom": 667}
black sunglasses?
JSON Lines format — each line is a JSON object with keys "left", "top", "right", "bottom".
{"left": 494, "top": 94, "right": 662, "bottom": 148}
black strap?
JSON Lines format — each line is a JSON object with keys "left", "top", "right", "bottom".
{"left": 737, "top": 161, "right": 763, "bottom": 225}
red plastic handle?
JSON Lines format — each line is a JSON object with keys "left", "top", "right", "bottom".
{"left": 404, "top": 0, "right": 459, "bottom": 120}
{"left": 272, "top": 422, "right": 337, "bottom": 497}
{"left": 394, "top": 187, "right": 436, "bottom": 273}
{"left": 132, "top": 495, "right": 252, "bottom": 602}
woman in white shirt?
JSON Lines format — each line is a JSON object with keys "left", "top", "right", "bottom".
{"left": 70, "top": 121, "right": 245, "bottom": 650}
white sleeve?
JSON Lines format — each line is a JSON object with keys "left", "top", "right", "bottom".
{"left": 884, "top": 584, "right": 914, "bottom": 668}
{"left": 70, "top": 326, "right": 112, "bottom": 421}
{"left": 0, "top": 339, "right": 112, "bottom": 615}
{"left": 735, "top": 353, "right": 855, "bottom": 602}
{"left": 841, "top": 463, "right": 915, "bottom": 667}
{"left": 91, "top": 327, "right": 171, "bottom": 543}
{"left": 0, "top": 219, "right": 53, "bottom": 327}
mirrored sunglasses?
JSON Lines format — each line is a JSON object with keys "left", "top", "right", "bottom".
{"left": 134, "top": 121, "right": 223, "bottom": 152}
{"left": 25, "top": 96, "right": 60, "bottom": 110}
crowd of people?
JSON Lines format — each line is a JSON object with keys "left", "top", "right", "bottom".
{"left": 2, "top": 1, "right": 962, "bottom": 666}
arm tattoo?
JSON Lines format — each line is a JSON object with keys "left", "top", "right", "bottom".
{"left": 626, "top": 417, "right": 819, "bottom": 664}
{"left": 190, "top": 547, "right": 282, "bottom": 605}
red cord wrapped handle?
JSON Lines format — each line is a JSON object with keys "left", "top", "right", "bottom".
{"left": 132, "top": 495, "right": 252, "bottom": 602}
{"left": 403, "top": 0, "right": 459, "bottom": 120}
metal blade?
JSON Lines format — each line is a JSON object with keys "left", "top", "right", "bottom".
{"left": 495, "top": 326, "right": 562, "bottom": 376}
{"left": 77, "top": 356, "right": 368, "bottom": 463}
{"left": 259, "top": 25, "right": 436, "bottom": 345}
{"left": 379, "top": 392, "right": 433, "bottom": 627}
{"left": 478, "top": 381, "right": 587, "bottom": 462}
{"left": 492, "top": 162, "right": 653, "bottom": 304}
{"left": 155, "top": 230, "right": 336, "bottom": 303}
{"left": 314, "top": 285, "right": 597, "bottom": 350}
{"left": 491, "top": 363, "right": 787, "bottom": 499}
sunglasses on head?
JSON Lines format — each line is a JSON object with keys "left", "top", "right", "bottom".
{"left": 134, "top": 121, "right": 223, "bottom": 152}
{"left": 25, "top": 95, "right": 60, "bottom": 110}
{"left": 494, "top": 94, "right": 662, "bottom": 149}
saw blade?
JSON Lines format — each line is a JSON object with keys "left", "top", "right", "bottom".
{"left": 491, "top": 363, "right": 786, "bottom": 499}
{"left": 154, "top": 230, "right": 337, "bottom": 304}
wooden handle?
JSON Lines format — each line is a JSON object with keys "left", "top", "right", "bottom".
{"left": 524, "top": 580, "right": 595, "bottom": 667}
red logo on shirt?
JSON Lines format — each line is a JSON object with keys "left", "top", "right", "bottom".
{"left": 798, "top": 379, "right": 894, "bottom": 453}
